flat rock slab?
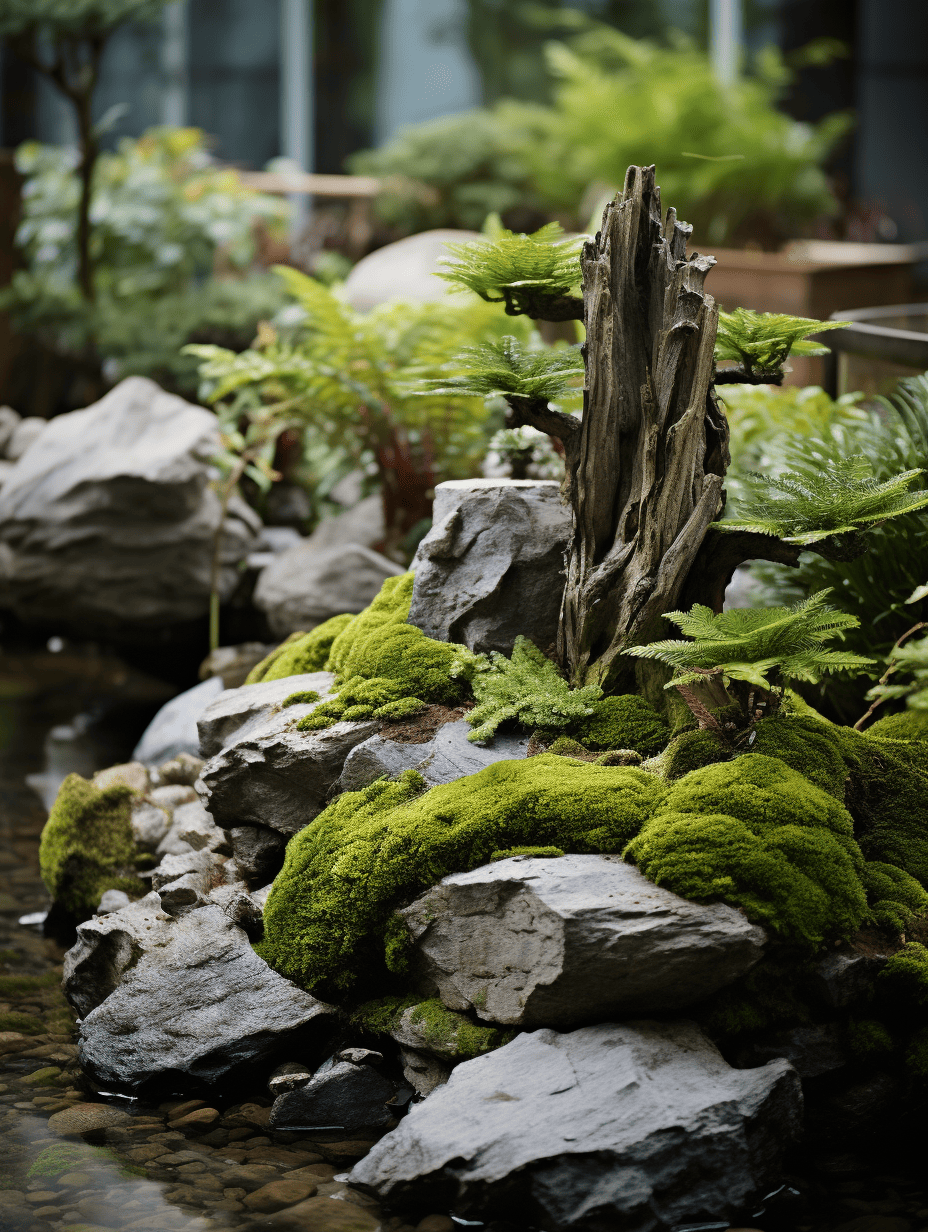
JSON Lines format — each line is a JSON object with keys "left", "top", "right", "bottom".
{"left": 408, "top": 478, "right": 571, "bottom": 656}
{"left": 198, "top": 672, "right": 335, "bottom": 759}
{"left": 337, "top": 719, "right": 529, "bottom": 793}
{"left": 200, "top": 703, "right": 379, "bottom": 835}
{"left": 350, "top": 1021, "right": 802, "bottom": 1232}
{"left": 78, "top": 905, "right": 336, "bottom": 1093}
{"left": 400, "top": 854, "right": 766, "bottom": 1028}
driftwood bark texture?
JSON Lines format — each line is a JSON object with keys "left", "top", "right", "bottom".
{"left": 558, "top": 165, "right": 730, "bottom": 690}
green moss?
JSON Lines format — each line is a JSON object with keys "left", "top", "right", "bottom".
{"left": 27, "top": 1145, "right": 90, "bottom": 1179}
{"left": 491, "top": 845, "right": 564, "bottom": 860}
{"left": 406, "top": 999, "right": 514, "bottom": 1060}
{"left": 626, "top": 754, "right": 868, "bottom": 947}
{"left": 866, "top": 710, "right": 928, "bottom": 742}
{"left": 0, "top": 1012, "right": 44, "bottom": 1035}
{"left": 257, "top": 755, "right": 667, "bottom": 995}
{"left": 862, "top": 861, "right": 928, "bottom": 933}
{"left": 547, "top": 736, "right": 588, "bottom": 757}
{"left": 38, "top": 774, "right": 145, "bottom": 921}
{"left": 656, "top": 729, "right": 731, "bottom": 780}
{"left": 301, "top": 575, "right": 473, "bottom": 730}
{"left": 570, "top": 694, "right": 670, "bottom": 756}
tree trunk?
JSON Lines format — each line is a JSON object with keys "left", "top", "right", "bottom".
{"left": 558, "top": 165, "right": 729, "bottom": 690}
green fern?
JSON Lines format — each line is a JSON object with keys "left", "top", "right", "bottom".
{"left": 435, "top": 221, "right": 584, "bottom": 314}
{"left": 715, "top": 455, "right": 928, "bottom": 547}
{"left": 465, "top": 635, "right": 602, "bottom": 743}
{"left": 715, "top": 307, "right": 848, "bottom": 378}
{"left": 415, "top": 334, "right": 584, "bottom": 401}
{"left": 623, "top": 590, "right": 875, "bottom": 691}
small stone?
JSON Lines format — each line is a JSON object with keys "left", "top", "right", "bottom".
{"left": 167, "top": 1106, "right": 219, "bottom": 1131}
{"left": 47, "top": 1102, "right": 131, "bottom": 1136}
{"left": 243, "top": 1178, "right": 319, "bottom": 1212}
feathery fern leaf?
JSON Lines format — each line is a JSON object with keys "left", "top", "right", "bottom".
{"left": 413, "top": 334, "right": 584, "bottom": 401}
{"left": 435, "top": 222, "right": 584, "bottom": 311}
{"left": 623, "top": 590, "right": 875, "bottom": 690}
{"left": 714, "top": 455, "right": 928, "bottom": 546}
{"left": 715, "top": 307, "right": 848, "bottom": 376}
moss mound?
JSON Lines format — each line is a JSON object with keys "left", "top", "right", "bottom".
{"left": 298, "top": 574, "right": 473, "bottom": 730}
{"left": 570, "top": 694, "right": 670, "bottom": 756}
{"left": 38, "top": 773, "right": 146, "bottom": 921}
{"left": 625, "top": 753, "right": 868, "bottom": 947}
{"left": 866, "top": 710, "right": 928, "bottom": 742}
{"left": 258, "top": 754, "right": 667, "bottom": 994}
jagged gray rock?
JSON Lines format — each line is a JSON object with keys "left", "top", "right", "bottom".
{"left": 408, "top": 479, "right": 572, "bottom": 655}
{"left": 399, "top": 855, "right": 766, "bottom": 1028}
{"left": 200, "top": 703, "right": 379, "bottom": 835}
{"left": 350, "top": 1021, "right": 802, "bottom": 1232}
{"left": 78, "top": 904, "right": 336, "bottom": 1092}
{"left": 337, "top": 719, "right": 529, "bottom": 793}
{"left": 254, "top": 542, "right": 404, "bottom": 638}
{"left": 0, "top": 376, "right": 260, "bottom": 632}
{"left": 270, "top": 1059, "right": 397, "bottom": 1138}
{"left": 197, "top": 672, "right": 335, "bottom": 759}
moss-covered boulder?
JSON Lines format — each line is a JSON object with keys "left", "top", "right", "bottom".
{"left": 38, "top": 774, "right": 147, "bottom": 921}
{"left": 625, "top": 754, "right": 869, "bottom": 947}
{"left": 257, "top": 754, "right": 667, "bottom": 996}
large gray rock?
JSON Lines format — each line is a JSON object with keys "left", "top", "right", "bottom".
{"left": 337, "top": 719, "right": 529, "bottom": 793}
{"left": 400, "top": 855, "right": 765, "bottom": 1029}
{"left": 132, "top": 676, "right": 225, "bottom": 766}
{"left": 78, "top": 904, "right": 336, "bottom": 1092}
{"left": 197, "top": 671, "right": 335, "bottom": 759}
{"left": 408, "top": 479, "right": 571, "bottom": 655}
{"left": 0, "top": 377, "right": 260, "bottom": 631}
{"left": 270, "top": 1059, "right": 397, "bottom": 1138}
{"left": 350, "top": 1021, "right": 802, "bottom": 1232}
{"left": 254, "top": 542, "right": 404, "bottom": 638}
{"left": 199, "top": 702, "right": 379, "bottom": 835}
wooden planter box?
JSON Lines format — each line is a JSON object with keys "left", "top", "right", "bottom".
{"left": 704, "top": 240, "right": 927, "bottom": 386}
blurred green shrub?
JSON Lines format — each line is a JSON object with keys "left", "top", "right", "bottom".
{"left": 354, "top": 22, "right": 850, "bottom": 248}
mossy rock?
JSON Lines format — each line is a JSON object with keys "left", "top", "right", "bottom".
{"left": 866, "top": 709, "right": 928, "bottom": 742}
{"left": 625, "top": 753, "right": 869, "bottom": 947}
{"left": 570, "top": 694, "right": 670, "bottom": 756}
{"left": 257, "top": 754, "right": 667, "bottom": 996}
{"left": 38, "top": 773, "right": 146, "bottom": 921}
{"left": 247, "top": 615, "right": 355, "bottom": 684}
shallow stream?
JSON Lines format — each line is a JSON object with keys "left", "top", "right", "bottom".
{"left": 2, "top": 643, "right": 928, "bottom": 1232}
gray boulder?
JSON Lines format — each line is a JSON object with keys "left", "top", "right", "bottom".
{"left": 350, "top": 1021, "right": 802, "bottom": 1232}
{"left": 408, "top": 478, "right": 571, "bottom": 655}
{"left": 270, "top": 1059, "right": 397, "bottom": 1138}
{"left": 337, "top": 719, "right": 529, "bottom": 793}
{"left": 200, "top": 702, "right": 379, "bottom": 835}
{"left": 78, "top": 904, "right": 336, "bottom": 1092}
{"left": 197, "top": 671, "right": 335, "bottom": 758}
{"left": 133, "top": 676, "right": 225, "bottom": 766}
{"left": 399, "top": 855, "right": 766, "bottom": 1029}
{"left": 254, "top": 542, "right": 404, "bottom": 638}
{"left": 0, "top": 377, "right": 260, "bottom": 631}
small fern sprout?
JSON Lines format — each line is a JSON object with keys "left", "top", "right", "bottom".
{"left": 623, "top": 590, "right": 875, "bottom": 729}
{"left": 465, "top": 635, "right": 603, "bottom": 743}
{"left": 714, "top": 308, "right": 849, "bottom": 385}
{"left": 714, "top": 455, "right": 928, "bottom": 558}
{"left": 435, "top": 222, "right": 586, "bottom": 321}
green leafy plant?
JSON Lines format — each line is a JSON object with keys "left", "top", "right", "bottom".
{"left": 714, "top": 309, "right": 849, "bottom": 384}
{"left": 436, "top": 220, "right": 585, "bottom": 321}
{"left": 716, "top": 455, "right": 928, "bottom": 552}
{"left": 466, "top": 635, "right": 602, "bottom": 743}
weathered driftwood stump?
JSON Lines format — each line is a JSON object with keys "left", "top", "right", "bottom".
{"left": 557, "top": 165, "right": 729, "bottom": 690}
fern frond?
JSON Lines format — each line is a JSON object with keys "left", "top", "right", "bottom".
{"left": 412, "top": 335, "right": 584, "bottom": 401}
{"left": 436, "top": 223, "right": 585, "bottom": 305}
{"left": 715, "top": 307, "right": 848, "bottom": 376}
{"left": 714, "top": 455, "right": 928, "bottom": 544}
{"left": 623, "top": 589, "right": 875, "bottom": 689}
